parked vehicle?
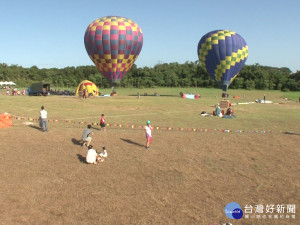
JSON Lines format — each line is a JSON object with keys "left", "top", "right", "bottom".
{"left": 28, "top": 83, "right": 50, "bottom": 96}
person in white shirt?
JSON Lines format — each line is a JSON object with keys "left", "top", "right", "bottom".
{"left": 39, "top": 106, "right": 48, "bottom": 132}
{"left": 86, "top": 145, "right": 101, "bottom": 164}
{"left": 145, "top": 120, "right": 153, "bottom": 149}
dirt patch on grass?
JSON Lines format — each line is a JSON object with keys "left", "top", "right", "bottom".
{"left": 0, "top": 125, "right": 299, "bottom": 225}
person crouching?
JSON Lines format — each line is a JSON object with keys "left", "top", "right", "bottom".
{"left": 86, "top": 145, "right": 101, "bottom": 165}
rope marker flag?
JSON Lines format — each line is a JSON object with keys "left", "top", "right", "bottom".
{"left": 10, "top": 115, "right": 275, "bottom": 134}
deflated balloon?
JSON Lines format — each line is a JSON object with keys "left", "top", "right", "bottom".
{"left": 84, "top": 16, "right": 143, "bottom": 84}
{"left": 197, "top": 30, "right": 248, "bottom": 92}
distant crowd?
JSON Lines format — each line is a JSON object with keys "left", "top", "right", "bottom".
{"left": 0, "top": 86, "right": 75, "bottom": 96}
{"left": 1, "top": 86, "right": 26, "bottom": 96}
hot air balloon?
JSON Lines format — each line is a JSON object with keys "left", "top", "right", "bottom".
{"left": 84, "top": 16, "right": 143, "bottom": 84}
{"left": 75, "top": 80, "right": 99, "bottom": 97}
{"left": 197, "top": 30, "right": 248, "bottom": 92}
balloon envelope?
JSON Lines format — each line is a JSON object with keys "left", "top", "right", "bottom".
{"left": 84, "top": 16, "right": 143, "bottom": 84}
{"left": 75, "top": 80, "right": 99, "bottom": 97}
{"left": 197, "top": 30, "right": 248, "bottom": 92}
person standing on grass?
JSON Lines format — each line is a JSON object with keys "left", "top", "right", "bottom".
{"left": 100, "top": 114, "right": 106, "bottom": 131}
{"left": 82, "top": 89, "right": 87, "bottom": 100}
{"left": 40, "top": 106, "right": 48, "bottom": 132}
{"left": 81, "top": 125, "right": 93, "bottom": 147}
{"left": 215, "top": 103, "right": 222, "bottom": 117}
{"left": 145, "top": 120, "right": 153, "bottom": 149}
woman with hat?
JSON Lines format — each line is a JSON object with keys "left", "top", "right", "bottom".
{"left": 145, "top": 120, "right": 153, "bottom": 149}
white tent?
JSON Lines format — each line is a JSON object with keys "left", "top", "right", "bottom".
{"left": 0, "top": 81, "right": 16, "bottom": 86}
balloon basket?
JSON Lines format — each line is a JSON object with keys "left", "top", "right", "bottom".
{"left": 222, "top": 93, "right": 229, "bottom": 98}
{"left": 111, "top": 92, "right": 117, "bottom": 97}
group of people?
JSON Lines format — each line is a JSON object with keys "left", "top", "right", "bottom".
{"left": 3, "top": 86, "right": 26, "bottom": 95}
{"left": 81, "top": 116, "right": 153, "bottom": 165}
{"left": 215, "top": 103, "right": 233, "bottom": 117}
{"left": 81, "top": 123, "right": 107, "bottom": 165}
{"left": 86, "top": 145, "right": 108, "bottom": 165}
{"left": 82, "top": 89, "right": 98, "bottom": 100}
{"left": 37, "top": 106, "right": 153, "bottom": 165}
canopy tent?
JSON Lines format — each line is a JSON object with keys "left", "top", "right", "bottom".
{"left": 0, "top": 81, "right": 16, "bottom": 86}
{"left": 75, "top": 80, "right": 99, "bottom": 97}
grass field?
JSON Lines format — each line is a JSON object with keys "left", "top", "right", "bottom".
{"left": 1, "top": 88, "right": 299, "bottom": 132}
{"left": 0, "top": 88, "right": 299, "bottom": 225}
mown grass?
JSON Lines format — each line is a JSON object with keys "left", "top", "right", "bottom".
{"left": 1, "top": 87, "right": 299, "bottom": 225}
{"left": 1, "top": 88, "right": 299, "bottom": 132}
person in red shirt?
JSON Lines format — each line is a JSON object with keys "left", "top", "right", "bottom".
{"left": 100, "top": 114, "right": 106, "bottom": 131}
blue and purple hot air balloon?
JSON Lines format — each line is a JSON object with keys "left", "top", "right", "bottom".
{"left": 197, "top": 30, "right": 248, "bottom": 92}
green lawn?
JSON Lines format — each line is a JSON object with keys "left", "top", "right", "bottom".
{"left": 1, "top": 88, "right": 299, "bottom": 132}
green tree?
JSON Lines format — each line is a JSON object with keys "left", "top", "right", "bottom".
{"left": 244, "top": 79, "right": 255, "bottom": 90}
{"left": 231, "top": 77, "right": 244, "bottom": 89}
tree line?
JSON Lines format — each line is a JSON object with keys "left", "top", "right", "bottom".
{"left": 0, "top": 62, "right": 299, "bottom": 91}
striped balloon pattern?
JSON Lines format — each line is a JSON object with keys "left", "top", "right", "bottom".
{"left": 84, "top": 16, "right": 143, "bottom": 84}
{"left": 197, "top": 30, "right": 248, "bottom": 92}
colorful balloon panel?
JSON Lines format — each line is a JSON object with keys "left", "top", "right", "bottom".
{"left": 75, "top": 80, "right": 99, "bottom": 96}
{"left": 197, "top": 30, "right": 248, "bottom": 92}
{"left": 84, "top": 16, "right": 143, "bottom": 84}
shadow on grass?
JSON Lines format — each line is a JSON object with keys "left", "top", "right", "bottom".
{"left": 120, "top": 138, "right": 145, "bottom": 148}
{"left": 284, "top": 131, "right": 300, "bottom": 136}
{"left": 72, "top": 138, "right": 82, "bottom": 146}
{"left": 29, "top": 125, "right": 42, "bottom": 131}
{"left": 128, "top": 94, "right": 178, "bottom": 97}
{"left": 76, "top": 154, "right": 87, "bottom": 164}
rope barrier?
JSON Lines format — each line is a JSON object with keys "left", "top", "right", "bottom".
{"left": 8, "top": 115, "right": 277, "bottom": 134}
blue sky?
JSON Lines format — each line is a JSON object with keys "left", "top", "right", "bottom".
{"left": 0, "top": 0, "right": 299, "bottom": 72}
